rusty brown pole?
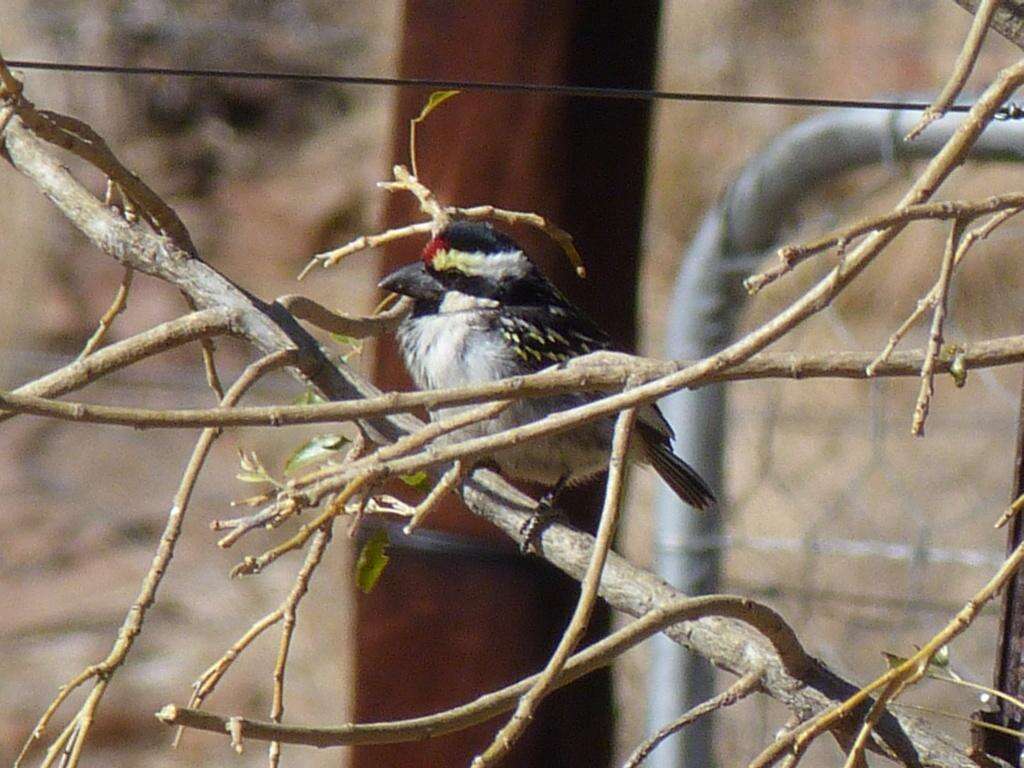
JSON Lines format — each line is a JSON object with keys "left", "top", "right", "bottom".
{"left": 977, "top": 372, "right": 1024, "bottom": 765}
{"left": 351, "top": 2, "right": 661, "bottom": 766}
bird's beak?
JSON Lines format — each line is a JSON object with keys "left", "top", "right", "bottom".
{"left": 378, "top": 262, "right": 445, "bottom": 301}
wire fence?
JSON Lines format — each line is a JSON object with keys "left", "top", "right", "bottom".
{"left": 709, "top": 198, "right": 1024, "bottom": 765}
{"left": 5, "top": 3, "right": 1024, "bottom": 767}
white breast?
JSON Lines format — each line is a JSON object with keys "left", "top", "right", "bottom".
{"left": 396, "top": 294, "right": 513, "bottom": 390}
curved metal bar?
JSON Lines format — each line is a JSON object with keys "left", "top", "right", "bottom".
{"left": 649, "top": 106, "right": 1024, "bottom": 768}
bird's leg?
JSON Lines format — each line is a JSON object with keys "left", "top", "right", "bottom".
{"left": 519, "top": 474, "right": 569, "bottom": 553}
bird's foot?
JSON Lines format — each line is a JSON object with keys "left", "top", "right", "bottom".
{"left": 518, "top": 479, "right": 568, "bottom": 554}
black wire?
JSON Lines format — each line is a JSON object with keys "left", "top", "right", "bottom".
{"left": 4, "top": 57, "right": 1013, "bottom": 115}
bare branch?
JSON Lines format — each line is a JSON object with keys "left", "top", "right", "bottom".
{"left": 5, "top": 336, "right": 1024, "bottom": 429}
{"left": 183, "top": 615, "right": 282, "bottom": 724}
{"left": 77, "top": 265, "right": 133, "bottom": 359}
{"left": 0, "top": 307, "right": 238, "bottom": 424}
{"left": 867, "top": 204, "right": 1022, "bottom": 374}
{"left": 622, "top": 669, "right": 763, "bottom": 768}
{"left": 2, "top": 48, "right": 1008, "bottom": 766}
{"left": 268, "top": 525, "right": 333, "bottom": 768}
{"left": 452, "top": 204, "right": 586, "bottom": 278}
{"left": 749, "top": 536, "right": 1024, "bottom": 768}
{"left": 16, "top": 350, "right": 295, "bottom": 768}
{"left": 911, "top": 219, "right": 964, "bottom": 435}
{"left": 277, "top": 293, "right": 411, "bottom": 339}
{"left": 474, "top": 407, "right": 638, "bottom": 766}
{"left": 0, "top": 58, "right": 198, "bottom": 256}
{"left": 907, "top": 0, "right": 1001, "bottom": 140}
{"left": 402, "top": 460, "right": 465, "bottom": 533}
{"left": 379, "top": 164, "right": 451, "bottom": 229}
{"left": 951, "top": 1, "right": 1024, "bottom": 54}
{"left": 305, "top": 172, "right": 585, "bottom": 279}
{"left": 841, "top": 678, "right": 906, "bottom": 768}
{"left": 303, "top": 221, "right": 435, "bottom": 275}
{"left": 231, "top": 400, "right": 511, "bottom": 576}
{"left": 995, "top": 490, "right": 1024, "bottom": 529}
{"left": 156, "top": 594, "right": 808, "bottom": 748}
{"left": 745, "top": 193, "right": 1024, "bottom": 295}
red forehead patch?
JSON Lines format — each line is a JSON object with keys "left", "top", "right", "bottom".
{"left": 421, "top": 236, "right": 449, "bottom": 265}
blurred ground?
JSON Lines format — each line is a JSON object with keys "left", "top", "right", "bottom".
{"left": 2, "top": 2, "right": 1023, "bottom": 767}
{"left": 1, "top": 2, "right": 395, "bottom": 767}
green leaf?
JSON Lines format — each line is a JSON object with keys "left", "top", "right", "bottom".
{"left": 355, "top": 529, "right": 390, "bottom": 594}
{"left": 330, "top": 332, "right": 360, "bottom": 347}
{"left": 330, "top": 332, "right": 364, "bottom": 363}
{"left": 236, "top": 449, "right": 281, "bottom": 488}
{"left": 950, "top": 352, "right": 967, "bottom": 388}
{"left": 284, "top": 434, "right": 349, "bottom": 474}
{"left": 882, "top": 645, "right": 954, "bottom": 677}
{"left": 408, "top": 90, "right": 460, "bottom": 178}
{"left": 399, "top": 470, "right": 430, "bottom": 490}
{"left": 413, "top": 90, "right": 460, "bottom": 124}
{"left": 293, "top": 388, "right": 327, "bottom": 406}
{"left": 882, "top": 651, "right": 909, "bottom": 670}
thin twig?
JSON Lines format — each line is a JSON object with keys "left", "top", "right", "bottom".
{"left": 12, "top": 54, "right": 1023, "bottom": 549}
{"left": 10, "top": 98, "right": 199, "bottom": 254}
{"left": 7, "top": 335, "right": 1024, "bottom": 430}
{"left": 995, "top": 490, "right": 1024, "bottom": 529}
{"left": 277, "top": 294, "right": 412, "bottom": 339}
{"left": 264, "top": 327, "right": 1024, "bottom": 526}
{"left": 213, "top": 494, "right": 411, "bottom": 549}
{"left": 4, "top": 46, "right": 1016, "bottom": 766}
{"left": 182, "top": 613, "right": 283, "bottom": 727}
{"left": 0, "top": 59, "right": 197, "bottom": 255}
{"left": 231, "top": 400, "right": 511, "bottom": 576}
{"left": 866, "top": 203, "right": 1023, "bottom": 374}
{"left": 304, "top": 175, "right": 585, "bottom": 278}
{"left": 748, "top": 536, "right": 1024, "bottom": 768}
{"left": 840, "top": 677, "right": 905, "bottom": 768}
{"left": 268, "top": 525, "right": 333, "bottom": 768}
{"left": 214, "top": 497, "right": 300, "bottom": 548}
{"left": 912, "top": 218, "right": 964, "bottom": 435}
{"left": 0, "top": 308, "right": 237, "bottom": 424}
{"left": 453, "top": 204, "right": 586, "bottom": 278}
{"left": 200, "top": 337, "right": 226, "bottom": 399}
{"left": 906, "top": 0, "right": 1002, "bottom": 140}
{"left": 622, "top": 669, "right": 763, "bottom": 768}
{"left": 157, "top": 594, "right": 811, "bottom": 748}
{"left": 473, "top": 407, "right": 637, "bottom": 766}
{"left": 302, "top": 221, "right": 435, "bottom": 276}
{"left": 745, "top": 193, "right": 1024, "bottom": 295}
{"left": 182, "top": 293, "right": 226, "bottom": 400}
{"left": 176, "top": 522, "right": 340, "bottom": 754}
{"left": 379, "top": 164, "right": 451, "bottom": 229}
{"left": 77, "top": 265, "right": 133, "bottom": 359}
{"left": 403, "top": 460, "right": 465, "bottom": 533}
{"left": 15, "top": 350, "right": 295, "bottom": 768}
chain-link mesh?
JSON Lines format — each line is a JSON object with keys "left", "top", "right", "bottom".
{"left": 710, "top": 165, "right": 1024, "bottom": 764}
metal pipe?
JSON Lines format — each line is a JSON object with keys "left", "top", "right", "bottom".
{"left": 649, "top": 107, "right": 1024, "bottom": 768}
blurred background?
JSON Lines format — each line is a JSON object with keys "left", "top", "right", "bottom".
{"left": 2, "top": 1, "right": 1024, "bottom": 766}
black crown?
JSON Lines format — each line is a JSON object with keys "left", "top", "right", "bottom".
{"left": 442, "top": 220, "right": 520, "bottom": 254}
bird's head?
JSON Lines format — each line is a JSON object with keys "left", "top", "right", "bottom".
{"left": 379, "top": 220, "right": 544, "bottom": 306}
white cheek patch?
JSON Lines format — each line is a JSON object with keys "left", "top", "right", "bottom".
{"left": 439, "top": 291, "right": 499, "bottom": 313}
{"left": 432, "top": 248, "right": 530, "bottom": 280}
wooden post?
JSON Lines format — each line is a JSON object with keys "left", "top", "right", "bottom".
{"left": 976, "top": 372, "right": 1024, "bottom": 765}
{"left": 353, "top": 2, "right": 660, "bottom": 765}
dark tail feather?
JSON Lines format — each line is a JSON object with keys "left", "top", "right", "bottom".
{"left": 643, "top": 439, "right": 716, "bottom": 511}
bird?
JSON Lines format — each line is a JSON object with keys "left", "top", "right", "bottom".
{"left": 378, "top": 219, "right": 716, "bottom": 533}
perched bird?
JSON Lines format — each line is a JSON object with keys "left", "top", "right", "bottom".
{"left": 379, "top": 220, "right": 716, "bottom": 522}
